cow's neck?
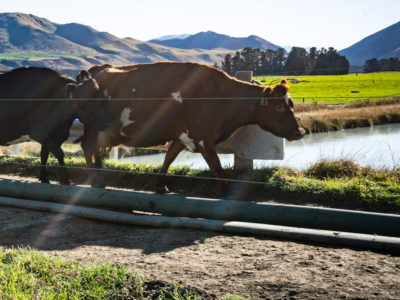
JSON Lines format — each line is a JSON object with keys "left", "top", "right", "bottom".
{"left": 215, "top": 98, "right": 260, "bottom": 144}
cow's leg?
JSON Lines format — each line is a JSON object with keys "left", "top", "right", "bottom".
{"left": 39, "top": 145, "right": 50, "bottom": 184}
{"left": 49, "top": 145, "right": 70, "bottom": 185}
{"left": 90, "top": 149, "right": 105, "bottom": 188}
{"left": 199, "top": 143, "right": 226, "bottom": 195}
{"left": 155, "top": 140, "right": 185, "bottom": 193}
{"left": 79, "top": 129, "right": 101, "bottom": 186}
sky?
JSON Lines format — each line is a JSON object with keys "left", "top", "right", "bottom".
{"left": 1, "top": 0, "right": 399, "bottom": 50}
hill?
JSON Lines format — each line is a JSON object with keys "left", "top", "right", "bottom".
{"left": 339, "top": 21, "right": 400, "bottom": 66}
{"left": 0, "top": 13, "right": 229, "bottom": 74}
{"left": 149, "top": 31, "right": 281, "bottom": 50}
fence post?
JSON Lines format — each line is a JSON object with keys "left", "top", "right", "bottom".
{"left": 11, "top": 144, "right": 20, "bottom": 156}
{"left": 234, "top": 71, "right": 254, "bottom": 171}
{"left": 110, "top": 147, "right": 119, "bottom": 160}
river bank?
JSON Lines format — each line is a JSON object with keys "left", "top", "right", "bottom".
{"left": 296, "top": 99, "right": 400, "bottom": 133}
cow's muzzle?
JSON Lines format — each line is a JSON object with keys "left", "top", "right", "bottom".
{"left": 288, "top": 128, "right": 305, "bottom": 141}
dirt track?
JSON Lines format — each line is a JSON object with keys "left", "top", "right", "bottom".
{"left": 0, "top": 176, "right": 400, "bottom": 299}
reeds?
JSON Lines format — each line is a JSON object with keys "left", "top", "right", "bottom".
{"left": 298, "top": 103, "right": 400, "bottom": 133}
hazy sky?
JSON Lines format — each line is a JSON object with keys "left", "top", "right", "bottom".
{"left": 1, "top": 0, "right": 399, "bottom": 50}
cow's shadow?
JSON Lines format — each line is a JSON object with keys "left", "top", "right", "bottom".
{"left": 0, "top": 205, "right": 216, "bottom": 254}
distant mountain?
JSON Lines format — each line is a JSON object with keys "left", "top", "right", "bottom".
{"left": 149, "top": 31, "right": 281, "bottom": 51}
{"left": 153, "top": 34, "right": 192, "bottom": 41}
{"left": 0, "top": 13, "right": 229, "bottom": 73}
{"left": 339, "top": 21, "right": 400, "bottom": 66}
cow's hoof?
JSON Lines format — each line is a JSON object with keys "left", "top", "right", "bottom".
{"left": 155, "top": 185, "right": 170, "bottom": 194}
{"left": 40, "top": 178, "right": 50, "bottom": 184}
{"left": 60, "top": 179, "right": 71, "bottom": 185}
{"left": 91, "top": 182, "right": 105, "bottom": 189}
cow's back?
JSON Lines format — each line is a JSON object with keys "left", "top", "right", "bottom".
{"left": 0, "top": 67, "right": 76, "bottom": 144}
{"left": 90, "top": 62, "right": 263, "bottom": 147}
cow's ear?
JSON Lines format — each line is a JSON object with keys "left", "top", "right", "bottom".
{"left": 76, "top": 70, "right": 91, "bottom": 82}
{"left": 261, "top": 87, "right": 273, "bottom": 105}
{"left": 279, "top": 79, "right": 290, "bottom": 91}
{"left": 65, "top": 83, "right": 77, "bottom": 99}
{"left": 274, "top": 84, "right": 288, "bottom": 95}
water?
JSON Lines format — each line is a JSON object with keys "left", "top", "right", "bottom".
{"left": 119, "top": 124, "right": 400, "bottom": 170}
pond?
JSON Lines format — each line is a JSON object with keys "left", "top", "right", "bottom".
{"left": 119, "top": 124, "right": 400, "bottom": 170}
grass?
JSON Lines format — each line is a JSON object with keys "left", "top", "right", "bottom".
{"left": 254, "top": 72, "right": 400, "bottom": 103}
{"left": 0, "top": 156, "right": 398, "bottom": 213}
{"left": 297, "top": 101, "right": 400, "bottom": 133}
{"left": 0, "top": 52, "right": 98, "bottom": 60}
{"left": 0, "top": 247, "right": 221, "bottom": 299}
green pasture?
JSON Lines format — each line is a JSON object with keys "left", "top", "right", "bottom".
{"left": 254, "top": 72, "right": 400, "bottom": 104}
{"left": 0, "top": 52, "right": 97, "bottom": 60}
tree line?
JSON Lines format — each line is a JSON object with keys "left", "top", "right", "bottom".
{"left": 218, "top": 46, "right": 350, "bottom": 76}
{"left": 364, "top": 57, "right": 400, "bottom": 73}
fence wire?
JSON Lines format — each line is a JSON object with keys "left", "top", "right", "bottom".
{"left": 0, "top": 96, "right": 398, "bottom": 102}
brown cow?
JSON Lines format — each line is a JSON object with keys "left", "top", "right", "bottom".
{"left": 77, "top": 62, "right": 305, "bottom": 192}
{"left": 0, "top": 67, "right": 102, "bottom": 184}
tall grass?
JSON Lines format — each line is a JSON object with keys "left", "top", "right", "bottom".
{"left": 298, "top": 102, "right": 400, "bottom": 133}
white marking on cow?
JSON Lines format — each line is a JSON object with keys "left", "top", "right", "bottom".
{"left": 179, "top": 130, "right": 196, "bottom": 151}
{"left": 171, "top": 91, "right": 183, "bottom": 103}
{"left": 283, "top": 93, "right": 291, "bottom": 101}
{"left": 119, "top": 108, "right": 135, "bottom": 137}
{"left": 107, "top": 68, "right": 125, "bottom": 73}
{"left": 131, "top": 88, "right": 136, "bottom": 93}
{"left": 199, "top": 140, "right": 204, "bottom": 148}
{"left": 6, "top": 135, "right": 31, "bottom": 145}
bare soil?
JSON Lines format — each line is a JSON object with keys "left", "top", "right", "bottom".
{"left": 1, "top": 175, "right": 400, "bottom": 299}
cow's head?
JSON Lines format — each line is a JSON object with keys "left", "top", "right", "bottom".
{"left": 66, "top": 76, "right": 103, "bottom": 122}
{"left": 255, "top": 79, "right": 304, "bottom": 141}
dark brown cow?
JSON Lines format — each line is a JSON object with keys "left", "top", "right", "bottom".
{"left": 77, "top": 62, "right": 305, "bottom": 191}
{"left": 0, "top": 66, "right": 99, "bottom": 184}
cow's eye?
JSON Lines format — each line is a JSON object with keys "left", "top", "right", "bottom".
{"left": 276, "top": 103, "right": 285, "bottom": 112}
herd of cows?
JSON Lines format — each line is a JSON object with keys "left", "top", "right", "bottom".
{"left": 0, "top": 62, "right": 305, "bottom": 192}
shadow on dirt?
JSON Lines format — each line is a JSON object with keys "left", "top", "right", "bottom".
{"left": 0, "top": 205, "right": 218, "bottom": 254}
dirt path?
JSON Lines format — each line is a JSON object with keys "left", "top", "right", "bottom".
{"left": 0, "top": 175, "right": 400, "bottom": 299}
{"left": 1, "top": 206, "right": 399, "bottom": 299}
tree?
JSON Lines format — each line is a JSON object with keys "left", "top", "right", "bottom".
{"left": 313, "top": 47, "right": 349, "bottom": 75}
{"left": 221, "top": 54, "right": 233, "bottom": 75}
{"left": 285, "top": 47, "right": 309, "bottom": 75}
{"left": 364, "top": 58, "right": 381, "bottom": 73}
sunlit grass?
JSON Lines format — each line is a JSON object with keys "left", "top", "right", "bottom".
{"left": 0, "top": 247, "right": 214, "bottom": 299}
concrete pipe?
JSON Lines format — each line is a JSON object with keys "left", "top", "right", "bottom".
{"left": 0, "top": 196, "right": 399, "bottom": 254}
{"left": 0, "top": 179, "right": 399, "bottom": 237}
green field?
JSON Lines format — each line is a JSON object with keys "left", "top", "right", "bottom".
{"left": 254, "top": 72, "right": 400, "bottom": 104}
{"left": 0, "top": 52, "right": 97, "bottom": 60}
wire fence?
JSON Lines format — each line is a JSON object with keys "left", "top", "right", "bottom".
{"left": 0, "top": 96, "right": 399, "bottom": 102}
